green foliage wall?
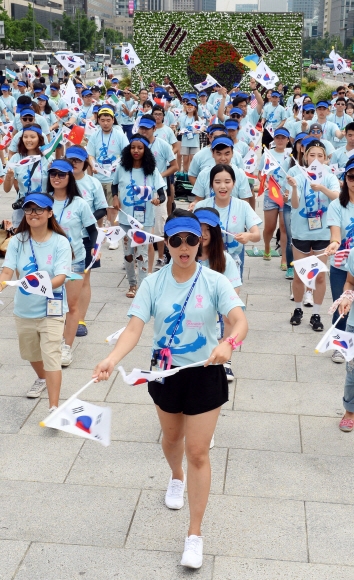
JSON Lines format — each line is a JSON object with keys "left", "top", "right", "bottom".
{"left": 132, "top": 11, "right": 303, "bottom": 93}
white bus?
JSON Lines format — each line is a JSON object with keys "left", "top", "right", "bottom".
{"left": 11, "top": 51, "right": 31, "bottom": 65}
{"left": 0, "top": 50, "right": 13, "bottom": 61}
{"left": 94, "top": 53, "right": 110, "bottom": 64}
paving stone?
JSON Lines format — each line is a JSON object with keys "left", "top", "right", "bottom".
{"left": 225, "top": 448, "right": 354, "bottom": 503}
{"left": 306, "top": 502, "right": 354, "bottom": 566}
{"left": 300, "top": 415, "right": 354, "bottom": 457}
{"left": 244, "top": 310, "right": 294, "bottom": 332}
{"left": 0, "top": 339, "right": 26, "bottom": 366}
{"left": 14, "top": 543, "right": 213, "bottom": 579}
{"left": 66, "top": 440, "right": 227, "bottom": 494}
{"left": 296, "top": 354, "right": 346, "bottom": 384}
{"left": 0, "top": 480, "right": 139, "bottom": 547}
{"left": 215, "top": 409, "right": 301, "bottom": 452}
{"left": 234, "top": 379, "right": 344, "bottom": 417}
{"left": 234, "top": 352, "right": 296, "bottom": 381}
{"left": 0, "top": 396, "right": 38, "bottom": 434}
{"left": 0, "top": 434, "right": 83, "bottom": 483}
{"left": 110, "top": 403, "right": 161, "bottom": 443}
{"left": 70, "top": 342, "right": 152, "bottom": 370}
{"left": 126, "top": 490, "right": 308, "bottom": 562}
{"left": 0, "top": 540, "right": 29, "bottom": 580}
{"left": 242, "top": 329, "right": 329, "bottom": 357}
{"left": 246, "top": 293, "right": 332, "bottom": 313}
{"left": 213, "top": 557, "right": 354, "bottom": 579}
{"left": 90, "top": 272, "right": 121, "bottom": 287}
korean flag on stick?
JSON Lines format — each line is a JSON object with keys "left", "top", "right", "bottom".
{"left": 127, "top": 229, "right": 164, "bottom": 247}
{"left": 249, "top": 60, "right": 279, "bottom": 90}
{"left": 84, "top": 229, "right": 106, "bottom": 273}
{"left": 292, "top": 255, "right": 328, "bottom": 290}
{"left": 121, "top": 43, "right": 141, "bottom": 71}
{"left": 116, "top": 209, "right": 144, "bottom": 230}
{"left": 7, "top": 155, "right": 41, "bottom": 168}
{"left": 100, "top": 226, "right": 126, "bottom": 245}
{"left": 105, "top": 327, "right": 126, "bottom": 346}
{"left": 40, "top": 379, "right": 111, "bottom": 447}
{"left": 315, "top": 316, "right": 354, "bottom": 361}
{"left": 243, "top": 148, "right": 258, "bottom": 177}
{"left": 194, "top": 74, "right": 219, "bottom": 91}
{"left": 118, "top": 360, "right": 209, "bottom": 385}
{"left": 261, "top": 148, "right": 281, "bottom": 175}
{"left": 3, "top": 270, "right": 54, "bottom": 298}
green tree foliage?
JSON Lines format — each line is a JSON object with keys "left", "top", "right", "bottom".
{"left": 53, "top": 10, "right": 96, "bottom": 52}
{"left": 303, "top": 33, "right": 345, "bottom": 61}
{"left": 0, "top": 1, "right": 48, "bottom": 50}
{"left": 104, "top": 28, "right": 123, "bottom": 46}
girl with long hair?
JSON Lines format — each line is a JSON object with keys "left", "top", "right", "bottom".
{"left": 286, "top": 140, "right": 340, "bottom": 331}
{"left": 178, "top": 99, "right": 202, "bottom": 172}
{"left": 112, "top": 134, "right": 166, "bottom": 298}
{"left": 92, "top": 208, "right": 248, "bottom": 570}
{"left": 66, "top": 145, "right": 108, "bottom": 337}
{"left": 36, "top": 94, "right": 58, "bottom": 132}
{"left": 4, "top": 124, "right": 48, "bottom": 229}
{"left": 0, "top": 192, "right": 71, "bottom": 408}
{"left": 47, "top": 159, "right": 97, "bottom": 367}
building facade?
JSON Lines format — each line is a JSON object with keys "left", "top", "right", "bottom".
{"left": 258, "top": 0, "right": 289, "bottom": 11}
{"left": 330, "top": 0, "right": 354, "bottom": 43}
{"left": 3, "top": 0, "right": 64, "bottom": 36}
{"left": 235, "top": 3, "right": 258, "bottom": 11}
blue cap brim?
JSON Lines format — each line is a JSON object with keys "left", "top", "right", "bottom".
{"left": 164, "top": 216, "right": 201, "bottom": 238}
{"left": 194, "top": 209, "right": 220, "bottom": 227}
{"left": 22, "top": 193, "right": 53, "bottom": 208}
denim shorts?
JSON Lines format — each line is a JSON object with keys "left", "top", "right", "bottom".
{"left": 71, "top": 259, "right": 85, "bottom": 273}
{"left": 263, "top": 191, "right": 283, "bottom": 212}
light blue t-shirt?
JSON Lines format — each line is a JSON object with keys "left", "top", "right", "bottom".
{"left": 3, "top": 232, "right": 71, "bottom": 319}
{"left": 178, "top": 113, "right": 202, "bottom": 149}
{"left": 75, "top": 174, "right": 108, "bottom": 237}
{"left": 195, "top": 196, "right": 262, "bottom": 256}
{"left": 86, "top": 127, "right": 129, "bottom": 184}
{"left": 154, "top": 125, "right": 177, "bottom": 146}
{"left": 258, "top": 150, "right": 291, "bottom": 194}
{"left": 233, "top": 140, "right": 249, "bottom": 157}
{"left": 150, "top": 137, "right": 175, "bottom": 185}
{"left": 208, "top": 93, "right": 230, "bottom": 112}
{"left": 188, "top": 146, "right": 243, "bottom": 177}
{"left": 346, "top": 250, "right": 354, "bottom": 326}
{"left": 239, "top": 109, "right": 260, "bottom": 129}
{"left": 199, "top": 251, "right": 242, "bottom": 288}
{"left": 127, "top": 262, "right": 244, "bottom": 367}
{"left": 328, "top": 113, "right": 352, "bottom": 149}
{"left": 40, "top": 110, "right": 57, "bottom": 129}
{"left": 113, "top": 165, "right": 165, "bottom": 227}
{"left": 9, "top": 130, "right": 49, "bottom": 154}
{"left": 192, "top": 163, "right": 252, "bottom": 201}
{"left": 1, "top": 95, "right": 16, "bottom": 121}
{"left": 327, "top": 197, "right": 354, "bottom": 271}
{"left": 262, "top": 103, "right": 287, "bottom": 129}
{"left": 164, "top": 110, "right": 175, "bottom": 128}
{"left": 331, "top": 146, "right": 353, "bottom": 170}
{"left": 53, "top": 196, "right": 96, "bottom": 264}
{"left": 14, "top": 114, "right": 50, "bottom": 136}
{"left": 198, "top": 103, "right": 214, "bottom": 124}
{"left": 10, "top": 154, "right": 49, "bottom": 197}
{"left": 76, "top": 104, "right": 94, "bottom": 127}
{"left": 117, "top": 98, "right": 135, "bottom": 126}
{"left": 318, "top": 120, "right": 342, "bottom": 148}
{"left": 288, "top": 171, "right": 340, "bottom": 241}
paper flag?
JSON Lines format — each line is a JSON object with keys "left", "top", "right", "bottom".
{"left": 92, "top": 162, "right": 111, "bottom": 177}
{"left": 315, "top": 325, "right": 354, "bottom": 361}
{"left": 306, "top": 159, "right": 326, "bottom": 185}
{"left": 121, "top": 43, "right": 141, "bottom": 71}
{"left": 55, "top": 53, "right": 85, "bottom": 74}
{"left": 239, "top": 54, "right": 260, "bottom": 71}
{"left": 99, "top": 225, "right": 126, "bottom": 244}
{"left": 0, "top": 132, "right": 12, "bottom": 150}
{"left": 5, "top": 68, "right": 17, "bottom": 81}
{"left": 116, "top": 210, "right": 144, "bottom": 230}
{"left": 334, "top": 249, "right": 351, "bottom": 268}
{"left": 194, "top": 74, "right": 219, "bottom": 92}
{"left": 84, "top": 229, "right": 106, "bottom": 273}
{"left": 94, "top": 77, "right": 105, "bottom": 88}
{"left": 127, "top": 229, "right": 164, "bottom": 247}
{"left": 8, "top": 155, "right": 41, "bottom": 168}
{"left": 292, "top": 255, "right": 328, "bottom": 290}
{"left": 55, "top": 108, "right": 70, "bottom": 119}
{"left": 243, "top": 148, "right": 258, "bottom": 176}
{"left": 242, "top": 121, "right": 262, "bottom": 145}
{"left": 118, "top": 360, "right": 209, "bottom": 385}
{"left": 4, "top": 270, "right": 54, "bottom": 298}
{"left": 105, "top": 327, "right": 126, "bottom": 346}
{"left": 268, "top": 175, "right": 284, "bottom": 207}
{"left": 84, "top": 119, "right": 97, "bottom": 136}
{"left": 249, "top": 60, "right": 279, "bottom": 90}
{"left": 66, "top": 125, "right": 85, "bottom": 145}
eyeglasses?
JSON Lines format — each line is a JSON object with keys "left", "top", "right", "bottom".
{"left": 24, "top": 207, "right": 46, "bottom": 215}
{"left": 169, "top": 234, "right": 200, "bottom": 248}
{"left": 49, "top": 171, "right": 68, "bottom": 179}
{"left": 305, "top": 110, "right": 315, "bottom": 114}
{"left": 310, "top": 130, "right": 322, "bottom": 135}
{"left": 69, "top": 158, "right": 84, "bottom": 163}
{"left": 230, "top": 114, "right": 241, "bottom": 119}
{"left": 338, "top": 91, "right": 346, "bottom": 95}
{"left": 346, "top": 173, "right": 354, "bottom": 181}
{"left": 22, "top": 116, "right": 34, "bottom": 122}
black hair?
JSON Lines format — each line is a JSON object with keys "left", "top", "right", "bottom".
{"left": 289, "top": 138, "right": 303, "bottom": 168}
{"left": 209, "top": 163, "right": 236, "bottom": 187}
{"left": 46, "top": 159, "right": 82, "bottom": 206}
{"left": 194, "top": 207, "right": 226, "bottom": 273}
{"left": 67, "top": 145, "right": 89, "bottom": 171}
{"left": 232, "top": 96, "right": 248, "bottom": 107}
{"left": 336, "top": 86, "right": 346, "bottom": 92}
{"left": 336, "top": 97, "right": 346, "bottom": 104}
{"left": 293, "top": 84, "right": 301, "bottom": 90}
{"left": 38, "top": 99, "right": 52, "bottom": 115}
{"left": 141, "top": 113, "right": 155, "bottom": 124}
{"left": 152, "top": 105, "right": 165, "bottom": 117}
{"left": 164, "top": 208, "right": 202, "bottom": 259}
{"left": 340, "top": 157, "right": 354, "bottom": 207}
{"left": 120, "top": 134, "right": 156, "bottom": 176}
{"left": 212, "top": 143, "right": 233, "bottom": 152}
{"left": 16, "top": 193, "right": 69, "bottom": 243}
{"left": 17, "top": 95, "right": 32, "bottom": 105}
{"left": 143, "top": 100, "right": 153, "bottom": 109}
{"left": 139, "top": 88, "right": 148, "bottom": 94}
{"left": 346, "top": 122, "right": 354, "bottom": 133}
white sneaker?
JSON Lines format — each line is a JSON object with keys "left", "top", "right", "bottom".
{"left": 303, "top": 290, "right": 314, "bottom": 307}
{"left": 61, "top": 345, "right": 73, "bottom": 367}
{"left": 49, "top": 406, "right": 58, "bottom": 414}
{"left": 331, "top": 350, "right": 346, "bottom": 364}
{"left": 109, "top": 240, "right": 119, "bottom": 250}
{"left": 165, "top": 472, "right": 186, "bottom": 509}
{"left": 27, "top": 378, "right": 47, "bottom": 398}
{"left": 180, "top": 535, "right": 203, "bottom": 569}
{"left": 209, "top": 434, "right": 215, "bottom": 449}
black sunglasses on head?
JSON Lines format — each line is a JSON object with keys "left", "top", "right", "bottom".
{"left": 169, "top": 234, "right": 200, "bottom": 248}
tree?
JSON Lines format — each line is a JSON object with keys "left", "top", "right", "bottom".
{"left": 0, "top": 1, "right": 48, "bottom": 50}
{"left": 53, "top": 10, "right": 96, "bottom": 53}
{"left": 303, "top": 33, "right": 345, "bottom": 61}
{"left": 104, "top": 28, "right": 123, "bottom": 46}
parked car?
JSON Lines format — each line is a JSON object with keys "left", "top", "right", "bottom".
{"left": 322, "top": 65, "right": 330, "bottom": 72}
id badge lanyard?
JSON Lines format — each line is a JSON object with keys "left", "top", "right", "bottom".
{"left": 213, "top": 198, "right": 232, "bottom": 252}
{"left": 131, "top": 171, "right": 147, "bottom": 223}
{"left": 29, "top": 237, "right": 39, "bottom": 271}
{"left": 304, "top": 180, "right": 322, "bottom": 229}
{"left": 57, "top": 198, "right": 69, "bottom": 224}
{"left": 101, "top": 129, "right": 113, "bottom": 160}
{"left": 29, "top": 238, "right": 63, "bottom": 315}
{"left": 160, "top": 264, "right": 203, "bottom": 369}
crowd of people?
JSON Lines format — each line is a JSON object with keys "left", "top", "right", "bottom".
{"left": 1, "top": 66, "right": 354, "bottom": 569}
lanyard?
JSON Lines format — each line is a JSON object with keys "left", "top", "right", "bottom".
{"left": 304, "top": 179, "right": 321, "bottom": 216}
{"left": 166, "top": 264, "right": 202, "bottom": 349}
{"left": 57, "top": 198, "right": 69, "bottom": 224}
{"left": 334, "top": 115, "right": 344, "bottom": 129}
{"left": 213, "top": 198, "right": 232, "bottom": 251}
{"left": 29, "top": 238, "right": 39, "bottom": 271}
{"left": 101, "top": 129, "right": 113, "bottom": 158}
{"left": 130, "top": 169, "right": 147, "bottom": 202}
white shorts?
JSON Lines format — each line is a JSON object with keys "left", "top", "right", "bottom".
{"left": 154, "top": 199, "right": 168, "bottom": 237}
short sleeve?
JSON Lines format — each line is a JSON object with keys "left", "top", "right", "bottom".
{"left": 92, "top": 178, "right": 108, "bottom": 210}
{"left": 192, "top": 172, "right": 207, "bottom": 198}
{"left": 153, "top": 168, "right": 166, "bottom": 191}
{"left": 326, "top": 199, "right": 341, "bottom": 227}
{"left": 2, "top": 235, "right": 19, "bottom": 271}
{"left": 127, "top": 278, "right": 153, "bottom": 323}
{"left": 232, "top": 151, "right": 244, "bottom": 169}
{"left": 245, "top": 203, "right": 263, "bottom": 228}
{"left": 79, "top": 199, "right": 96, "bottom": 228}
{"left": 53, "top": 236, "right": 72, "bottom": 277}
{"left": 86, "top": 133, "right": 97, "bottom": 157}
{"left": 40, "top": 116, "right": 50, "bottom": 134}
{"left": 112, "top": 164, "right": 120, "bottom": 186}
{"left": 215, "top": 274, "right": 245, "bottom": 316}
{"left": 326, "top": 173, "right": 341, "bottom": 192}
{"left": 236, "top": 170, "right": 252, "bottom": 199}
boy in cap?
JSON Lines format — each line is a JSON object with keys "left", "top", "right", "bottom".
{"left": 262, "top": 90, "right": 287, "bottom": 148}
{"left": 328, "top": 96, "right": 353, "bottom": 148}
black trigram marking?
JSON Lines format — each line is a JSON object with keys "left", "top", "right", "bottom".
{"left": 159, "top": 24, "right": 187, "bottom": 56}
{"left": 61, "top": 418, "right": 70, "bottom": 426}
{"left": 245, "top": 25, "right": 274, "bottom": 58}
{"left": 72, "top": 406, "right": 84, "bottom": 414}
{"left": 299, "top": 268, "right": 306, "bottom": 275}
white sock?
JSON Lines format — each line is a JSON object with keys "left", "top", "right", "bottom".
{"left": 295, "top": 302, "right": 302, "bottom": 309}
{"left": 37, "top": 378, "right": 45, "bottom": 383}
{"left": 313, "top": 304, "right": 321, "bottom": 315}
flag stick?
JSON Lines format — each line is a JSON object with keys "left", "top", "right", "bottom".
{"left": 290, "top": 252, "right": 328, "bottom": 266}
{"left": 263, "top": 146, "right": 290, "bottom": 178}
{"left": 314, "top": 315, "right": 344, "bottom": 353}
{"left": 39, "top": 378, "right": 97, "bottom": 427}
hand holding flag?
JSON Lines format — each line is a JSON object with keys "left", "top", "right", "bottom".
{"left": 118, "top": 360, "right": 209, "bottom": 385}
{"left": 105, "top": 327, "right": 126, "bottom": 346}
{"left": 84, "top": 229, "right": 105, "bottom": 273}
{"left": 315, "top": 315, "right": 354, "bottom": 361}
{"left": 4, "top": 270, "right": 54, "bottom": 298}
{"left": 249, "top": 60, "right": 279, "bottom": 90}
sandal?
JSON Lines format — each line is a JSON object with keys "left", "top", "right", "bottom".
{"left": 263, "top": 252, "right": 271, "bottom": 261}
{"left": 339, "top": 416, "right": 354, "bottom": 432}
{"left": 126, "top": 286, "right": 137, "bottom": 298}
{"left": 280, "top": 263, "right": 287, "bottom": 271}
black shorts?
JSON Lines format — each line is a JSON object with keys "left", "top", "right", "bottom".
{"left": 148, "top": 364, "right": 228, "bottom": 415}
{"left": 177, "top": 134, "right": 182, "bottom": 142}
{"left": 83, "top": 236, "right": 101, "bottom": 269}
{"left": 292, "top": 238, "right": 328, "bottom": 254}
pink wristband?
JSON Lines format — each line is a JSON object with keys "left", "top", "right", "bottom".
{"left": 224, "top": 336, "right": 243, "bottom": 350}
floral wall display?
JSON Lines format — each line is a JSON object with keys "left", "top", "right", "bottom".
{"left": 132, "top": 11, "right": 303, "bottom": 94}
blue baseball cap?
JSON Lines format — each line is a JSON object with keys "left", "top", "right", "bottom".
{"left": 130, "top": 135, "right": 150, "bottom": 148}
{"left": 194, "top": 208, "right": 220, "bottom": 227}
{"left": 304, "top": 138, "right": 325, "bottom": 152}
{"left": 82, "top": 89, "right": 93, "bottom": 97}
{"left": 294, "top": 132, "right": 309, "bottom": 144}
{"left": 235, "top": 92, "right": 249, "bottom": 100}
{"left": 207, "top": 124, "right": 227, "bottom": 135}
{"left": 111, "top": 78, "right": 119, "bottom": 83}
{"left": 75, "top": 83, "right": 83, "bottom": 88}
{"left": 271, "top": 91, "right": 281, "bottom": 97}
{"left": 301, "top": 136, "right": 317, "bottom": 148}
{"left": 274, "top": 128, "right": 290, "bottom": 138}
{"left": 49, "top": 159, "right": 73, "bottom": 173}
{"left": 303, "top": 103, "right": 315, "bottom": 111}
{"left": 139, "top": 116, "right": 156, "bottom": 129}
{"left": 186, "top": 99, "right": 197, "bottom": 106}
{"left": 50, "top": 85, "right": 59, "bottom": 91}
{"left": 316, "top": 101, "right": 329, "bottom": 109}
{"left": 198, "top": 91, "right": 207, "bottom": 97}
{"left": 225, "top": 119, "right": 239, "bottom": 130}
{"left": 37, "top": 94, "right": 49, "bottom": 101}
{"left": 230, "top": 92, "right": 238, "bottom": 99}
{"left": 20, "top": 108, "right": 35, "bottom": 117}
{"left": 22, "top": 193, "right": 54, "bottom": 209}
{"left": 106, "top": 88, "right": 116, "bottom": 95}
{"left": 18, "top": 81, "right": 26, "bottom": 87}
{"left": 164, "top": 216, "right": 202, "bottom": 238}
{"left": 332, "top": 91, "right": 338, "bottom": 96}
{"left": 211, "top": 136, "right": 234, "bottom": 149}
{"left": 65, "top": 146, "right": 88, "bottom": 161}
{"left": 93, "top": 104, "right": 100, "bottom": 113}
{"left": 230, "top": 107, "right": 243, "bottom": 116}
{"left": 233, "top": 82, "right": 240, "bottom": 88}
{"left": 33, "top": 88, "right": 42, "bottom": 93}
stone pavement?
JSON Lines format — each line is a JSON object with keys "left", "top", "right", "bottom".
{"left": 1, "top": 186, "right": 354, "bottom": 579}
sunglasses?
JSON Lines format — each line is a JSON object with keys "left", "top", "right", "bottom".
{"left": 310, "top": 130, "right": 322, "bottom": 135}
{"left": 230, "top": 114, "right": 241, "bottom": 119}
{"left": 22, "top": 116, "right": 34, "bottom": 121}
{"left": 346, "top": 174, "right": 354, "bottom": 181}
{"left": 338, "top": 91, "right": 346, "bottom": 95}
{"left": 49, "top": 171, "right": 68, "bottom": 179}
{"left": 69, "top": 158, "right": 84, "bottom": 163}
{"left": 24, "top": 207, "right": 46, "bottom": 215}
{"left": 305, "top": 110, "right": 315, "bottom": 114}
{"left": 169, "top": 234, "right": 200, "bottom": 248}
